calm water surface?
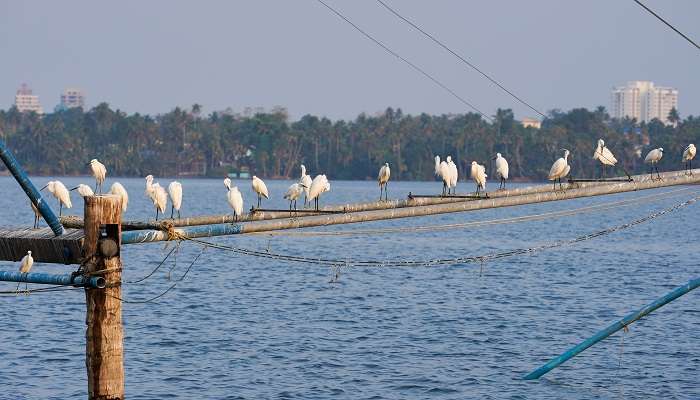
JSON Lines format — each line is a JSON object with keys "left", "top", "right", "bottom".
{"left": 0, "top": 176, "right": 698, "bottom": 399}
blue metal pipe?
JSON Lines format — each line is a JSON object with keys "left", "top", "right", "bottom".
{"left": 524, "top": 276, "right": 700, "bottom": 380}
{"left": 0, "top": 139, "right": 64, "bottom": 236}
{"left": 0, "top": 270, "right": 105, "bottom": 288}
{"left": 121, "top": 223, "right": 242, "bottom": 244}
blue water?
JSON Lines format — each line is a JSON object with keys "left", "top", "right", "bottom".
{"left": 0, "top": 176, "right": 698, "bottom": 399}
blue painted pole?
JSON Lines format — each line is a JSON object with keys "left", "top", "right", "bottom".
{"left": 524, "top": 277, "right": 700, "bottom": 380}
{"left": 0, "top": 139, "right": 64, "bottom": 236}
{"left": 121, "top": 223, "right": 242, "bottom": 244}
{"left": 0, "top": 270, "right": 105, "bottom": 288}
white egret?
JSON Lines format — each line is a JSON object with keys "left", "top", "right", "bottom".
{"left": 644, "top": 147, "right": 664, "bottom": 180}
{"left": 69, "top": 184, "right": 94, "bottom": 197}
{"left": 308, "top": 174, "right": 330, "bottom": 211}
{"left": 284, "top": 182, "right": 305, "bottom": 211}
{"left": 16, "top": 250, "right": 34, "bottom": 293}
{"left": 378, "top": 162, "right": 391, "bottom": 201}
{"left": 168, "top": 181, "right": 183, "bottom": 219}
{"left": 251, "top": 176, "right": 269, "bottom": 208}
{"left": 144, "top": 175, "right": 155, "bottom": 197}
{"left": 447, "top": 156, "right": 458, "bottom": 194}
{"left": 88, "top": 159, "right": 107, "bottom": 194}
{"left": 150, "top": 183, "right": 168, "bottom": 220}
{"left": 493, "top": 153, "right": 509, "bottom": 190}
{"left": 682, "top": 144, "right": 696, "bottom": 175}
{"left": 434, "top": 156, "right": 450, "bottom": 196}
{"left": 300, "top": 165, "right": 312, "bottom": 206}
{"left": 31, "top": 202, "right": 41, "bottom": 229}
{"left": 593, "top": 139, "right": 618, "bottom": 178}
{"left": 109, "top": 182, "right": 129, "bottom": 212}
{"left": 470, "top": 161, "right": 487, "bottom": 196}
{"left": 40, "top": 180, "right": 72, "bottom": 216}
{"left": 224, "top": 178, "right": 244, "bottom": 221}
{"left": 548, "top": 149, "right": 570, "bottom": 190}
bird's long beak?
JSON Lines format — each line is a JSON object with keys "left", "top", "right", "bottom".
{"left": 40, "top": 184, "right": 48, "bottom": 191}
{"left": 300, "top": 184, "right": 308, "bottom": 188}
{"left": 491, "top": 156, "right": 497, "bottom": 160}
{"left": 69, "top": 186, "right": 79, "bottom": 191}
{"left": 85, "top": 162, "right": 91, "bottom": 166}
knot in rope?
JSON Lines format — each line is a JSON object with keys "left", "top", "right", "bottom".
{"left": 158, "top": 220, "right": 179, "bottom": 241}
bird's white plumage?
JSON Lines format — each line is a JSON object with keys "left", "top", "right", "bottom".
{"left": 495, "top": 153, "right": 509, "bottom": 180}
{"left": 152, "top": 183, "right": 168, "bottom": 213}
{"left": 227, "top": 185, "right": 243, "bottom": 218}
{"left": 145, "top": 175, "right": 155, "bottom": 197}
{"left": 447, "top": 156, "right": 458, "bottom": 189}
{"left": 644, "top": 148, "right": 664, "bottom": 164}
{"left": 378, "top": 163, "right": 390, "bottom": 185}
{"left": 593, "top": 139, "right": 617, "bottom": 166}
{"left": 284, "top": 183, "right": 304, "bottom": 201}
{"left": 89, "top": 159, "right": 107, "bottom": 191}
{"left": 168, "top": 181, "right": 183, "bottom": 211}
{"left": 45, "top": 181, "right": 72, "bottom": 209}
{"left": 435, "top": 156, "right": 450, "bottom": 189}
{"left": 470, "top": 161, "right": 487, "bottom": 189}
{"left": 75, "top": 184, "right": 94, "bottom": 197}
{"left": 109, "top": 182, "right": 129, "bottom": 212}
{"left": 252, "top": 176, "right": 269, "bottom": 199}
{"left": 300, "top": 165, "right": 312, "bottom": 201}
{"left": 19, "top": 251, "right": 33, "bottom": 273}
{"left": 548, "top": 150, "right": 570, "bottom": 181}
{"left": 308, "top": 174, "right": 330, "bottom": 201}
{"left": 682, "top": 144, "right": 696, "bottom": 162}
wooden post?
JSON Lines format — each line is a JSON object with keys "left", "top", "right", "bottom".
{"left": 83, "top": 195, "right": 124, "bottom": 400}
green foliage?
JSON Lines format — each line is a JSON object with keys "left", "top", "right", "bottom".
{"left": 0, "top": 104, "right": 697, "bottom": 180}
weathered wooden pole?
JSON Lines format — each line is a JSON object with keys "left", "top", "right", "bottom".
{"left": 83, "top": 195, "right": 124, "bottom": 400}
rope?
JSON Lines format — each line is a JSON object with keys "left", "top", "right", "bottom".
{"left": 125, "top": 242, "right": 179, "bottom": 284}
{"left": 251, "top": 187, "right": 695, "bottom": 237}
{"left": 182, "top": 194, "right": 699, "bottom": 268}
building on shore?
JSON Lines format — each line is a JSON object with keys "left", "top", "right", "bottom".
{"left": 611, "top": 81, "right": 678, "bottom": 124}
{"left": 14, "top": 83, "right": 43, "bottom": 114}
{"left": 59, "top": 88, "right": 86, "bottom": 110}
{"left": 520, "top": 117, "right": 541, "bottom": 129}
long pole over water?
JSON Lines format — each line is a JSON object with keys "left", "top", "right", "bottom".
{"left": 523, "top": 277, "right": 700, "bottom": 380}
{"left": 122, "top": 169, "right": 700, "bottom": 244}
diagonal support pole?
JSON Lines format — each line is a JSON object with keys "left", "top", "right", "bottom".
{"left": 0, "top": 139, "right": 64, "bottom": 236}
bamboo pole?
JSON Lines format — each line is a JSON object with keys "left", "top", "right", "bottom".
{"left": 83, "top": 195, "right": 124, "bottom": 400}
{"left": 524, "top": 276, "right": 700, "bottom": 380}
{"left": 121, "top": 169, "right": 700, "bottom": 244}
{"left": 65, "top": 169, "right": 697, "bottom": 231}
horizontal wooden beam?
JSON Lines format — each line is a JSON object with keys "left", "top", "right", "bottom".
{"left": 0, "top": 227, "right": 83, "bottom": 263}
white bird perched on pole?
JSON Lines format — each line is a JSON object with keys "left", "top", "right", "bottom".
{"left": 224, "top": 177, "right": 244, "bottom": 221}
{"left": 69, "top": 184, "right": 95, "bottom": 197}
{"left": 548, "top": 149, "right": 570, "bottom": 190}
{"left": 283, "top": 182, "right": 305, "bottom": 211}
{"left": 644, "top": 147, "right": 664, "bottom": 180}
{"left": 251, "top": 176, "right": 269, "bottom": 209}
{"left": 16, "top": 250, "right": 34, "bottom": 293}
{"left": 378, "top": 162, "right": 391, "bottom": 201}
{"left": 593, "top": 139, "right": 618, "bottom": 178}
{"left": 682, "top": 144, "right": 696, "bottom": 175}
{"left": 300, "top": 165, "right": 312, "bottom": 206}
{"left": 168, "top": 181, "right": 183, "bottom": 219}
{"left": 109, "top": 182, "right": 129, "bottom": 212}
{"left": 493, "top": 153, "right": 509, "bottom": 190}
{"left": 88, "top": 159, "right": 107, "bottom": 194}
{"left": 434, "top": 156, "right": 450, "bottom": 196}
{"left": 31, "top": 201, "right": 42, "bottom": 229}
{"left": 40, "top": 180, "right": 72, "bottom": 216}
{"left": 150, "top": 182, "right": 168, "bottom": 220}
{"left": 470, "top": 161, "right": 487, "bottom": 197}
{"left": 447, "top": 156, "right": 458, "bottom": 195}
{"left": 308, "top": 174, "right": 330, "bottom": 211}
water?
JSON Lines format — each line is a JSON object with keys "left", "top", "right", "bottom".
{"left": 0, "top": 176, "right": 698, "bottom": 399}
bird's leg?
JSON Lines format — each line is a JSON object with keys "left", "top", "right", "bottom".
{"left": 155, "top": 209, "right": 159, "bottom": 221}
{"left": 385, "top": 182, "right": 388, "bottom": 201}
{"left": 15, "top": 281, "right": 21, "bottom": 294}
{"left": 59, "top": 204, "right": 63, "bottom": 217}
{"left": 257, "top": 195, "right": 261, "bottom": 209}
{"left": 379, "top": 184, "right": 383, "bottom": 201}
{"left": 170, "top": 206, "right": 174, "bottom": 219}
{"left": 178, "top": 210, "right": 181, "bottom": 219}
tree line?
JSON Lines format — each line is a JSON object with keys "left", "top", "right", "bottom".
{"left": 0, "top": 103, "right": 697, "bottom": 181}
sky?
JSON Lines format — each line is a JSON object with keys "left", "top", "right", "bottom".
{"left": 1, "top": 0, "right": 698, "bottom": 121}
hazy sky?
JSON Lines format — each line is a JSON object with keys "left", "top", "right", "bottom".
{"left": 1, "top": 1, "right": 698, "bottom": 120}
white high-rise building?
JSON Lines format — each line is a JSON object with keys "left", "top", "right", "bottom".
{"left": 611, "top": 81, "right": 678, "bottom": 124}
{"left": 60, "top": 88, "right": 85, "bottom": 109}
{"left": 14, "top": 83, "right": 44, "bottom": 114}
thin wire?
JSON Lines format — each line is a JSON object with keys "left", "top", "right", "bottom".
{"left": 0, "top": 285, "right": 82, "bottom": 296}
{"left": 125, "top": 243, "right": 178, "bottom": 284}
{"left": 315, "top": 0, "right": 492, "bottom": 122}
{"left": 632, "top": 0, "right": 699, "bottom": 51}
{"left": 376, "top": 0, "right": 546, "bottom": 118}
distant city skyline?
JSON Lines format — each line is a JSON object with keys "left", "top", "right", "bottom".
{"left": 2, "top": 1, "right": 698, "bottom": 120}
{"left": 611, "top": 81, "right": 678, "bottom": 124}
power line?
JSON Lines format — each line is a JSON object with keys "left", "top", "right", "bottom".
{"left": 376, "top": 0, "right": 547, "bottom": 118}
{"left": 315, "top": 0, "right": 492, "bottom": 122}
{"left": 632, "top": 0, "right": 700, "bottom": 51}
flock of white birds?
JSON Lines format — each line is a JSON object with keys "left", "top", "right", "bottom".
{"left": 15, "top": 139, "right": 698, "bottom": 285}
